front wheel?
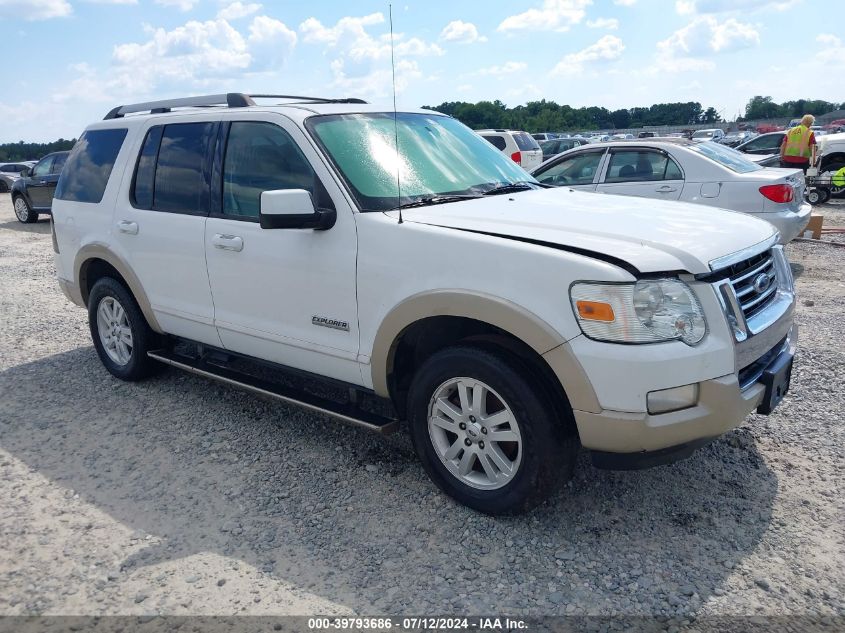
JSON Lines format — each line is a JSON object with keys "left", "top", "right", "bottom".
{"left": 88, "top": 277, "right": 162, "bottom": 381}
{"left": 407, "top": 346, "right": 578, "bottom": 514}
{"left": 13, "top": 196, "right": 37, "bottom": 223}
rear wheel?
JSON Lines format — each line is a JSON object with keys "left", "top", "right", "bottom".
{"left": 88, "top": 277, "right": 162, "bottom": 381}
{"left": 407, "top": 346, "right": 578, "bottom": 514}
{"left": 13, "top": 196, "right": 37, "bottom": 223}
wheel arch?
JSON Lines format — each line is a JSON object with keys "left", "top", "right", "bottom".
{"left": 370, "top": 290, "right": 599, "bottom": 419}
{"left": 820, "top": 152, "right": 845, "bottom": 170}
{"left": 74, "top": 244, "right": 163, "bottom": 333}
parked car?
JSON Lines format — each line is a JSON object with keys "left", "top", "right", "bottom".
{"left": 539, "top": 137, "right": 588, "bottom": 159}
{"left": 10, "top": 151, "right": 69, "bottom": 223}
{"left": 477, "top": 129, "right": 543, "bottom": 170}
{"left": 816, "top": 132, "right": 845, "bottom": 178}
{"left": 52, "top": 92, "right": 796, "bottom": 514}
{"left": 611, "top": 133, "right": 634, "bottom": 140}
{"left": 735, "top": 131, "right": 786, "bottom": 156}
{"left": 719, "top": 131, "right": 758, "bottom": 148}
{"left": 531, "top": 133, "right": 558, "bottom": 142}
{"left": 823, "top": 119, "right": 845, "bottom": 132}
{"left": 0, "top": 162, "right": 33, "bottom": 193}
{"left": 530, "top": 139, "right": 810, "bottom": 243}
{"left": 637, "top": 131, "right": 656, "bottom": 139}
{"left": 692, "top": 129, "right": 725, "bottom": 141}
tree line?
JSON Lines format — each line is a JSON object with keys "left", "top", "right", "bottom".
{"left": 423, "top": 96, "right": 844, "bottom": 133}
{"left": 0, "top": 139, "right": 77, "bottom": 162}
{"left": 742, "top": 96, "right": 842, "bottom": 121}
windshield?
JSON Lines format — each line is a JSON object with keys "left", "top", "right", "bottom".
{"left": 307, "top": 112, "right": 536, "bottom": 211}
{"left": 688, "top": 141, "right": 763, "bottom": 173}
{"left": 692, "top": 130, "right": 715, "bottom": 138}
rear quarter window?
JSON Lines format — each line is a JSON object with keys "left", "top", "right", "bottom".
{"left": 56, "top": 129, "right": 128, "bottom": 204}
{"left": 513, "top": 132, "right": 540, "bottom": 151}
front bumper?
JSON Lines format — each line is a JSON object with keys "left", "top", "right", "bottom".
{"left": 581, "top": 323, "right": 796, "bottom": 467}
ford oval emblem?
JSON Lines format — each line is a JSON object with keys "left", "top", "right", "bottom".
{"left": 753, "top": 272, "right": 771, "bottom": 294}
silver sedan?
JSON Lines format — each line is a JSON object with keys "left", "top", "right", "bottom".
{"left": 530, "top": 138, "right": 811, "bottom": 243}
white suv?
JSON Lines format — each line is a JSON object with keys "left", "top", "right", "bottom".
{"left": 52, "top": 93, "right": 796, "bottom": 514}
{"left": 477, "top": 129, "right": 543, "bottom": 170}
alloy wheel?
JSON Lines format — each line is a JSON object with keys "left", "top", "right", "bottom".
{"left": 13, "top": 198, "right": 30, "bottom": 222}
{"left": 427, "top": 377, "right": 523, "bottom": 490}
{"left": 97, "top": 296, "right": 134, "bottom": 366}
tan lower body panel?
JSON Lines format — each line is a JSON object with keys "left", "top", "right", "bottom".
{"left": 58, "top": 278, "right": 85, "bottom": 308}
{"left": 574, "top": 374, "right": 764, "bottom": 453}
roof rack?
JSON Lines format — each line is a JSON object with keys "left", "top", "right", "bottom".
{"left": 103, "top": 93, "right": 368, "bottom": 120}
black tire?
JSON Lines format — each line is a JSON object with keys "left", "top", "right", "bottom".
{"left": 817, "top": 188, "right": 831, "bottom": 205}
{"left": 13, "top": 195, "right": 38, "bottom": 223}
{"left": 407, "top": 345, "right": 578, "bottom": 515}
{"left": 88, "top": 277, "right": 163, "bottom": 381}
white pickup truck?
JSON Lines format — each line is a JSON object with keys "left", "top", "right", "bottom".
{"left": 50, "top": 94, "right": 796, "bottom": 514}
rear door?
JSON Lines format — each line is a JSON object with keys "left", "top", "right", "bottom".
{"left": 532, "top": 148, "right": 606, "bottom": 191}
{"left": 26, "top": 155, "right": 55, "bottom": 209}
{"left": 595, "top": 148, "right": 683, "bottom": 200}
{"left": 113, "top": 119, "right": 221, "bottom": 346}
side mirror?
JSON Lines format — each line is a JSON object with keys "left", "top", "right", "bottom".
{"left": 20, "top": 167, "right": 29, "bottom": 178}
{"left": 259, "top": 189, "right": 336, "bottom": 230}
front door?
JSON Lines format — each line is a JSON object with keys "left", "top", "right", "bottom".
{"left": 27, "top": 155, "right": 55, "bottom": 209}
{"left": 596, "top": 148, "right": 684, "bottom": 201}
{"left": 204, "top": 116, "right": 361, "bottom": 385}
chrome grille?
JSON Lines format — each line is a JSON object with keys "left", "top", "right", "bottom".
{"left": 726, "top": 250, "right": 779, "bottom": 321}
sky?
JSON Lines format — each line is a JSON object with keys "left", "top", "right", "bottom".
{"left": 0, "top": 0, "right": 839, "bottom": 143}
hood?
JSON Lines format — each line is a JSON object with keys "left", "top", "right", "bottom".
{"left": 391, "top": 188, "right": 777, "bottom": 275}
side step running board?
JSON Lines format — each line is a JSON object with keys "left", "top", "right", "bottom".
{"left": 148, "top": 349, "right": 400, "bottom": 435}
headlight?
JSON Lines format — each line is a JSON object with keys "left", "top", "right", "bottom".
{"left": 570, "top": 279, "right": 706, "bottom": 345}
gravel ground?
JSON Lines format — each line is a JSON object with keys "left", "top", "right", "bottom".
{"left": 0, "top": 194, "right": 843, "bottom": 620}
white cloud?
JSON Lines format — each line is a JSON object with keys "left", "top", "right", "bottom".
{"left": 95, "top": 15, "right": 296, "bottom": 97}
{"left": 497, "top": 0, "right": 591, "bottom": 33}
{"left": 550, "top": 34, "right": 624, "bottom": 75}
{"left": 154, "top": 0, "right": 198, "bottom": 11}
{"left": 440, "top": 20, "right": 487, "bottom": 43}
{"left": 656, "top": 16, "right": 759, "bottom": 71}
{"left": 0, "top": 0, "right": 71, "bottom": 20}
{"left": 586, "top": 17, "right": 619, "bottom": 29}
{"left": 246, "top": 16, "right": 297, "bottom": 70}
{"left": 299, "top": 13, "right": 442, "bottom": 98}
{"left": 217, "top": 2, "right": 262, "bottom": 20}
{"left": 676, "top": 0, "right": 797, "bottom": 13}
{"left": 815, "top": 33, "right": 843, "bottom": 64}
{"left": 477, "top": 61, "right": 528, "bottom": 76}
{"left": 614, "top": 0, "right": 636, "bottom": 5}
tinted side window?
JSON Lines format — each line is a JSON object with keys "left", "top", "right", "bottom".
{"left": 605, "top": 150, "right": 671, "bottom": 183}
{"left": 153, "top": 122, "right": 215, "bottom": 214}
{"left": 50, "top": 153, "right": 67, "bottom": 175}
{"left": 222, "top": 122, "right": 318, "bottom": 219}
{"left": 56, "top": 130, "right": 127, "bottom": 204}
{"left": 132, "top": 126, "right": 164, "bottom": 209}
{"left": 483, "top": 135, "right": 507, "bottom": 151}
{"left": 32, "top": 157, "right": 53, "bottom": 177}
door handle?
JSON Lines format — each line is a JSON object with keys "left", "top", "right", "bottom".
{"left": 655, "top": 186, "right": 677, "bottom": 193}
{"left": 116, "top": 220, "right": 139, "bottom": 235}
{"left": 212, "top": 234, "right": 244, "bottom": 252}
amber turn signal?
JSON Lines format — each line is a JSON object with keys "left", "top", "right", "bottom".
{"left": 576, "top": 300, "right": 615, "bottom": 322}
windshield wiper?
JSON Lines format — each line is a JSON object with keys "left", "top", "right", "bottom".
{"left": 482, "top": 181, "right": 537, "bottom": 196}
{"left": 398, "top": 194, "right": 482, "bottom": 209}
